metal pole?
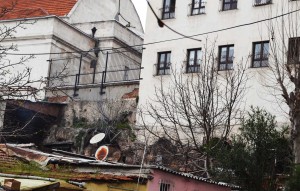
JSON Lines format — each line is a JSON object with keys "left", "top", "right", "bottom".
{"left": 47, "top": 59, "right": 52, "bottom": 87}
{"left": 73, "top": 74, "right": 78, "bottom": 97}
{"left": 77, "top": 54, "right": 83, "bottom": 85}
{"left": 100, "top": 52, "right": 109, "bottom": 95}
{"left": 92, "top": 62, "right": 97, "bottom": 84}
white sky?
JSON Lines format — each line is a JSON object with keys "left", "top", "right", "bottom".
{"left": 132, "top": 0, "right": 147, "bottom": 30}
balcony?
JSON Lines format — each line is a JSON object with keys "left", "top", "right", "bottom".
{"left": 254, "top": 0, "right": 272, "bottom": 6}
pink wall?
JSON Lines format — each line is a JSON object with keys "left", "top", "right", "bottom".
{"left": 147, "top": 169, "right": 231, "bottom": 191}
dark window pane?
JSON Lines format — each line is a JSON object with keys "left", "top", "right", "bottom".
{"left": 187, "top": 48, "right": 202, "bottom": 73}
{"left": 220, "top": 47, "right": 227, "bottom": 62}
{"left": 288, "top": 37, "right": 300, "bottom": 64}
{"left": 157, "top": 52, "right": 171, "bottom": 75}
{"left": 252, "top": 41, "right": 269, "bottom": 67}
{"left": 261, "top": 60, "right": 268, "bottom": 67}
{"left": 191, "top": 0, "right": 205, "bottom": 15}
{"left": 162, "top": 0, "right": 176, "bottom": 19}
{"left": 218, "top": 45, "right": 234, "bottom": 70}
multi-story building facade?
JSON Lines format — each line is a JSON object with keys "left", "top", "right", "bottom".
{"left": 138, "top": 0, "right": 300, "bottom": 129}
{"left": 0, "top": 0, "right": 145, "bottom": 135}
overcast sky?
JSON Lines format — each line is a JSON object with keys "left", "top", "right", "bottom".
{"left": 132, "top": 0, "right": 147, "bottom": 29}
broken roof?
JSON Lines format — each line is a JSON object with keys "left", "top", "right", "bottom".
{"left": 0, "top": 0, "right": 77, "bottom": 20}
{"left": 0, "top": 144, "right": 239, "bottom": 189}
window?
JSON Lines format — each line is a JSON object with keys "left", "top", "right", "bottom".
{"left": 160, "top": 183, "right": 171, "bottom": 191}
{"left": 159, "top": 180, "right": 173, "bottom": 191}
{"left": 222, "top": 0, "right": 237, "bottom": 11}
{"left": 156, "top": 52, "right": 171, "bottom": 75}
{"left": 252, "top": 41, "right": 269, "bottom": 68}
{"left": 288, "top": 37, "right": 300, "bottom": 64}
{"left": 186, "top": 48, "right": 202, "bottom": 73}
{"left": 254, "top": 0, "right": 272, "bottom": 6}
{"left": 190, "top": 0, "right": 205, "bottom": 15}
{"left": 162, "top": 0, "right": 176, "bottom": 19}
{"left": 218, "top": 45, "right": 234, "bottom": 71}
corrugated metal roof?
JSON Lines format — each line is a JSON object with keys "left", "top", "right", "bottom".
{"left": 152, "top": 166, "right": 240, "bottom": 189}
{"left": 0, "top": 144, "right": 239, "bottom": 188}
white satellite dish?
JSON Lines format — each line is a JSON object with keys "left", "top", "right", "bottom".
{"left": 90, "top": 133, "right": 105, "bottom": 144}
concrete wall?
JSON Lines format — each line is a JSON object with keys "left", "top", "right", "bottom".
{"left": 49, "top": 20, "right": 143, "bottom": 101}
{"left": 138, "top": 0, "right": 300, "bottom": 128}
{"left": 1, "top": 17, "right": 96, "bottom": 100}
{"left": 61, "top": 87, "right": 138, "bottom": 126}
{"left": 67, "top": 0, "right": 144, "bottom": 33}
{"left": 149, "top": 169, "right": 231, "bottom": 191}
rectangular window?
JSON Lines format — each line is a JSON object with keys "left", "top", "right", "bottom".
{"left": 222, "top": 0, "right": 237, "bottom": 11}
{"left": 288, "top": 37, "right": 300, "bottom": 64}
{"left": 162, "top": 0, "right": 176, "bottom": 19}
{"left": 156, "top": 52, "right": 171, "bottom": 75}
{"left": 254, "top": 0, "right": 272, "bottom": 6}
{"left": 160, "top": 183, "right": 171, "bottom": 191}
{"left": 190, "top": 0, "right": 205, "bottom": 15}
{"left": 252, "top": 41, "right": 269, "bottom": 68}
{"left": 218, "top": 45, "right": 234, "bottom": 71}
{"left": 186, "top": 48, "right": 202, "bottom": 73}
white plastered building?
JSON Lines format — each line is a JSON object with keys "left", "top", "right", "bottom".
{"left": 138, "top": 0, "right": 300, "bottom": 129}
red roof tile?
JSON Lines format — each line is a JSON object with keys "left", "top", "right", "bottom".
{"left": 0, "top": 0, "right": 77, "bottom": 20}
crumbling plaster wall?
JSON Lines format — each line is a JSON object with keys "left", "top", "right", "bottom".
{"left": 55, "top": 84, "right": 139, "bottom": 128}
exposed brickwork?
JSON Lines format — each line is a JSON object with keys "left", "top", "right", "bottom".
{"left": 122, "top": 88, "right": 139, "bottom": 99}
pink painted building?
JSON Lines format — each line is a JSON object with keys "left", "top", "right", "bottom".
{"left": 148, "top": 166, "right": 239, "bottom": 191}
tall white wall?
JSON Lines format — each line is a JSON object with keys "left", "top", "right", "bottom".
{"left": 139, "top": 0, "right": 300, "bottom": 126}
{"left": 67, "top": 0, "right": 144, "bottom": 33}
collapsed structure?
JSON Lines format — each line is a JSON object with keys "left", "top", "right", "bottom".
{"left": 0, "top": 144, "right": 239, "bottom": 191}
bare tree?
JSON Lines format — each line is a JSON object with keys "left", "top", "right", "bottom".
{"left": 138, "top": 39, "right": 248, "bottom": 177}
{"left": 261, "top": 1, "right": 300, "bottom": 164}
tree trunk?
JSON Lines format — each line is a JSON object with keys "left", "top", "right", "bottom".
{"left": 292, "top": 115, "right": 300, "bottom": 164}
{"left": 294, "top": 131, "right": 300, "bottom": 164}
